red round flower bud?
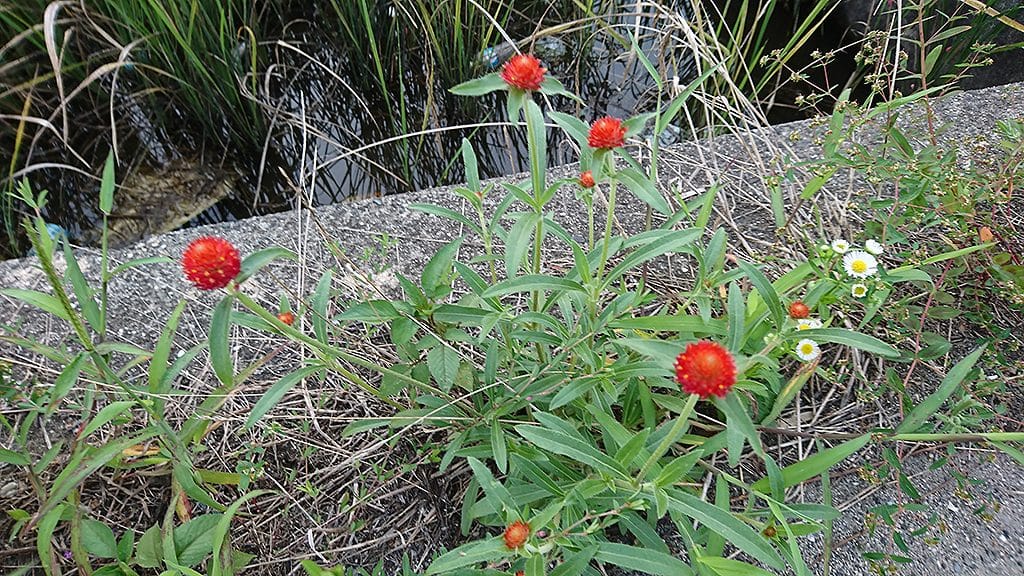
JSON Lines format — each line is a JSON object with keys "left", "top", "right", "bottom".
{"left": 182, "top": 236, "right": 241, "bottom": 290}
{"left": 515, "top": 572, "right": 525, "bottom": 576}
{"left": 587, "top": 116, "right": 626, "bottom": 149}
{"left": 674, "top": 340, "right": 737, "bottom": 399}
{"left": 277, "top": 312, "right": 295, "bottom": 326}
{"left": 788, "top": 301, "right": 810, "bottom": 319}
{"left": 500, "top": 54, "right": 546, "bottom": 91}
{"left": 503, "top": 520, "right": 530, "bottom": 549}
{"left": 579, "top": 170, "right": 595, "bottom": 189}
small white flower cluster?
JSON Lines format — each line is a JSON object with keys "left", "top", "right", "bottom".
{"left": 825, "top": 238, "right": 885, "bottom": 296}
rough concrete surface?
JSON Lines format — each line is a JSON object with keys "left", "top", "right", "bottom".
{"left": 2, "top": 81, "right": 1023, "bottom": 575}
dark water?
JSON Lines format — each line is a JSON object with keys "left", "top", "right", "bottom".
{"left": 11, "top": 0, "right": 860, "bottom": 254}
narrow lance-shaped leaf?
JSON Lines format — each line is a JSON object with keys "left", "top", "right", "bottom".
{"left": 209, "top": 296, "right": 235, "bottom": 386}
{"left": 751, "top": 434, "right": 872, "bottom": 493}
{"left": 897, "top": 345, "right": 986, "bottom": 433}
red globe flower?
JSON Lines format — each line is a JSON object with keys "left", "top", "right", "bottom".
{"left": 674, "top": 340, "right": 737, "bottom": 399}
{"left": 579, "top": 170, "right": 595, "bottom": 189}
{"left": 277, "top": 312, "right": 295, "bottom": 326}
{"left": 588, "top": 116, "right": 626, "bottom": 149}
{"left": 788, "top": 301, "right": 810, "bottom": 319}
{"left": 182, "top": 236, "right": 241, "bottom": 290}
{"left": 503, "top": 520, "right": 530, "bottom": 549}
{"left": 501, "top": 54, "right": 546, "bottom": 91}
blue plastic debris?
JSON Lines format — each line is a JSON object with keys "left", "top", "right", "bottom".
{"left": 479, "top": 46, "right": 500, "bottom": 69}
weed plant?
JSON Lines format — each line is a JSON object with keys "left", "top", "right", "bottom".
{"left": 2, "top": 36, "right": 1023, "bottom": 576}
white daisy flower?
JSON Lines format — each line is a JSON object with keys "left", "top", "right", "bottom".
{"left": 795, "top": 339, "right": 821, "bottom": 361}
{"left": 851, "top": 283, "right": 868, "bottom": 298}
{"left": 831, "top": 239, "right": 851, "bottom": 254}
{"left": 796, "top": 318, "right": 823, "bottom": 330}
{"left": 843, "top": 250, "right": 878, "bottom": 278}
{"left": 864, "top": 239, "right": 884, "bottom": 255}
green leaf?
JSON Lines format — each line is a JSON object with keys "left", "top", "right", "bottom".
{"left": 117, "top": 528, "right": 134, "bottom": 562}
{"left": 0, "top": 288, "right": 72, "bottom": 321}
{"left": 237, "top": 247, "right": 297, "bottom": 284}
{"left": 63, "top": 241, "right": 102, "bottom": 332}
{"left": 0, "top": 447, "right": 29, "bottom": 466}
{"left": 174, "top": 514, "right": 221, "bottom": 567}
{"left": 504, "top": 212, "right": 538, "bottom": 277}
{"left": 427, "top": 346, "right": 460, "bottom": 392}
{"left": 656, "top": 65, "right": 720, "bottom": 133}
{"left": 47, "top": 352, "right": 87, "bottom": 414}
{"left": 491, "top": 418, "right": 508, "bottom": 474}
{"left": 461, "top": 139, "right": 481, "bottom": 192}
{"left": 515, "top": 425, "right": 627, "bottom": 479}
{"left": 99, "top": 151, "right": 115, "bottom": 214}
{"left": 897, "top": 346, "right": 986, "bottom": 433}
{"left": 524, "top": 99, "right": 547, "bottom": 201}
{"left": 550, "top": 546, "right": 599, "bottom": 576}
{"left": 761, "top": 365, "right": 815, "bottom": 425}
{"left": 736, "top": 260, "right": 784, "bottom": 330}
{"left": 616, "top": 168, "right": 672, "bottom": 215}
{"left": 697, "top": 557, "right": 775, "bottom": 576}
{"left": 799, "top": 167, "right": 837, "bottom": 200}
{"left": 539, "top": 76, "right": 582, "bottom": 102}
{"left": 593, "top": 542, "right": 693, "bottom": 576}
{"left": 336, "top": 300, "right": 401, "bottom": 322}
{"left": 615, "top": 338, "right": 686, "bottom": 366}
{"left": 609, "top": 315, "right": 727, "bottom": 335}
{"left": 792, "top": 327, "right": 899, "bottom": 358}
{"left": 726, "top": 282, "right": 744, "bottom": 353}
{"left": 665, "top": 491, "right": 784, "bottom": 569}
{"left": 81, "top": 519, "right": 119, "bottom": 559}
{"left": 245, "top": 366, "right": 323, "bottom": 429}
{"left": 312, "top": 270, "right": 333, "bottom": 343}
{"left": 410, "top": 203, "right": 479, "bottom": 231}
{"left": 149, "top": 301, "right": 187, "bottom": 399}
{"left": 604, "top": 229, "right": 701, "bottom": 286}
{"left": 209, "top": 296, "right": 235, "bottom": 386}
{"left": 109, "top": 256, "right": 175, "bottom": 277}
{"left": 450, "top": 73, "right": 507, "bottom": 96}
{"left": 751, "top": 434, "right": 872, "bottom": 493}
{"left": 549, "top": 110, "right": 590, "bottom": 147}
{"left": 424, "top": 537, "right": 507, "bottom": 575}
{"left": 211, "top": 490, "right": 273, "bottom": 576}
{"left": 466, "top": 457, "right": 518, "bottom": 520}
{"left": 37, "top": 503, "right": 65, "bottom": 576}
{"left": 422, "top": 238, "right": 464, "bottom": 300}
{"left": 138, "top": 524, "right": 163, "bottom": 565}
{"left": 481, "top": 275, "right": 584, "bottom": 298}
{"left": 79, "top": 400, "right": 134, "bottom": 439}
{"left": 39, "top": 429, "right": 158, "bottom": 524}
{"left": 714, "top": 394, "right": 764, "bottom": 458}
{"left": 433, "top": 304, "right": 498, "bottom": 327}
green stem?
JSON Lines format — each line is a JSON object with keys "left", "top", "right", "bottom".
{"left": 636, "top": 394, "right": 699, "bottom": 483}
{"left": 597, "top": 155, "right": 617, "bottom": 282}
{"left": 586, "top": 194, "right": 595, "bottom": 251}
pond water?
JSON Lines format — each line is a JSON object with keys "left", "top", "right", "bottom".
{"left": 14, "top": 0, "right": 860, "bottom": 254}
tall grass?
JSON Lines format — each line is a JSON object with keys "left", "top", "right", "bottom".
{"left": 4, "top": 0, "right": 1014, "bottom": 260}
{"left": 0, "top": 0, "right": 269, "bottom": 257}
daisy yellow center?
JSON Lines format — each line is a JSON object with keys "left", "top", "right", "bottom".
{"left": 851, "top": 259, "right": 868, "bottom": 274}
{"left": 854, "top": 287, "right": 866, "bottom": 295}
{"left": 800, "top": 343, "right": 815, "bottom": 354}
